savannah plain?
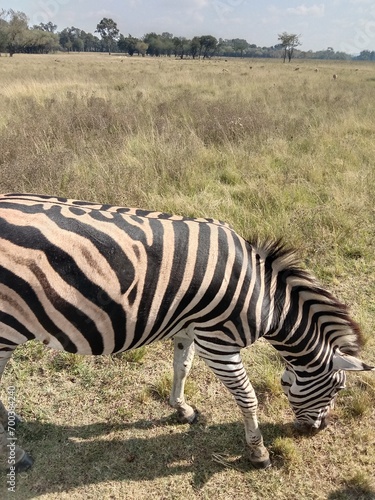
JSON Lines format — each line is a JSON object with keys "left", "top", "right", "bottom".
{"left": 0, "top": 53, "right": 374, "bottom": 499}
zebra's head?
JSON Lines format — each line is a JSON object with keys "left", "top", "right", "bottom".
{"left": 281, "top": 350, "right": 374, "bottom": 432}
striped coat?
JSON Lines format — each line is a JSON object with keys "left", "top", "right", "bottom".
{"left": 0, "top": 193, "right": 373, "bottom": 472}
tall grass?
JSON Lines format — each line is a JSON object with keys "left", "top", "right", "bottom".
{"left": 0, "top": 54, "right": 374, "bottom": 499}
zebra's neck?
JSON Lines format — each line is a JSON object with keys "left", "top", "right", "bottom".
{"left": 242, "top": 242, "right": 362, "bottom": 367}
{"left": 263, "top": 283, "right": 361, "bottom": 368}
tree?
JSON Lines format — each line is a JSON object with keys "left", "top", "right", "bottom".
{"left": 23, "top": 29, "right": 59, "bottom": 53}
{"left": 190, "top": 36, "right": 200, "bottom": 59}
{"left": 0, "top": 9, "right": 8, "bottom": 53}
{"left": 2, "top": 9, "right": 29, "bottom": 56}
{"left": 82, "top": 32, "right": 101, "bottom": 52}
{"left": 232, "top": 38, "right": 249, "bottom": 57}
{"left": 173, "top": 36, "right": 190, "bottom": 59}
{"left": 135, "top": 41, "right": 148, "bottom": 56}
{"left": 59, "top": 27, "right": 84, "bottom": 52}
{"left": 199, "top": 35, "right": 217, "bottom": 58}
{"left": 278, "top": 32, "right": 301, "bottom": 62}
{"left": 33, "top": 21, "right": 57, "bottom": 33}
{"left": 118, "top": 34, "right": 139, "bottom": 56}
{"left": 143, "top": 33, "right": 164, "bottom": 56}
{"left": 96, "top": 18, "right": 119, "bottom": 54}
{"left": 356, "top": 50, "right": 375, "bottom": 61}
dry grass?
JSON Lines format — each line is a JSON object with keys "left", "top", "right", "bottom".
{"left": 0, "top": 54, "right": 374, "bottom": 499}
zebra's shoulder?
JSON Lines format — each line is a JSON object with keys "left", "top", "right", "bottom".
{"left": 0, "top": 193, "right": 232, "bottom": 229}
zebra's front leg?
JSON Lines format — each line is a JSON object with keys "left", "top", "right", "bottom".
{"left": 195, "top": 343, "right": 271, "bottom": 468}
{"left": 169, "top": 332, "right": 197, "bottom": 423}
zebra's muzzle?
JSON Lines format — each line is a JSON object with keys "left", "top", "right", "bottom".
{"left": 294, "top": 416, "right": 328, "bottom": 435}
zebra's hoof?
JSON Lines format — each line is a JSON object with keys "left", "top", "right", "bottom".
{"left": 188, "top": 410, "right": 199, "bottom": 424}
{"left": 177, "top": 409, "right": 199, "bottom": 424}
{"left": 14, "top": 453, "right": 33, "bottom": 473}
{"left": 250, "top": 457, "right": 272, "bottom": 469}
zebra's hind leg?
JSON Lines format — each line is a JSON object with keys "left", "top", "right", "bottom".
{"left": 169, "top": 332, "right": 197, "bottom": 423}
{"left": 194, "top": 342, "right": 271, "bottom": 469}
{"left": 0, "top": 351, "right": 33, "bottom": 472}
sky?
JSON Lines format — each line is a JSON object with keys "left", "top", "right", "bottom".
{"left": 5, "top": 0, "right": 375, "bottom": 53}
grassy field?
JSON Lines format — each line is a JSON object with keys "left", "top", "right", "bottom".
{"left": 0, "top": 53, "right": 374, "bottom": 499}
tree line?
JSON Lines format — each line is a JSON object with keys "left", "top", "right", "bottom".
{"left": 0, "top": 9, "right": 372, "bottom": 61}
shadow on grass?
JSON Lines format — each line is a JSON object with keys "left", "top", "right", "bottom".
{"left": 2, "top": 416, "right": 291, "bottom": 498}
{"left": 328, "top": 486, "right": 375, "bottom": 500}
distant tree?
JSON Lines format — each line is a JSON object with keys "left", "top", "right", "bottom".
{"left": 135, "top": 40, "right": 148, "bottom": 56}
{"left": 161, "top": 32, "right": 173, "bottom": 40}
{"left": 59, "top": 27, "right": 84, "bottom": 52}
{"left": 278, "top": 32, "right": 301, "bottom": 62}
{"left": 173, "top": 36, "right": 190, "bottom": 59}
{"left": 144, "top": 33, "right": 164, "bottom": 56}
{"left": 190, "top": 36, "right": 201, "bottom": 59}
{"left": 59, "top": 28, "right": 72, "bottom": 51}
{"left": 199, "top": 35, "right": 217, "bottom": 58}
{"left": 118, "top": 34, "right": 139, "bottom": 55}
{"left": 232, "top": 38, "right": 249, "bottom": 57}
{"left": 160, "top": 32, "right": 174, "bottom": 56}
{"left": 356, "top": 50, "right": 375, "bottom": 61}
{"left": 3, "top": 10, "right": 29, "bottom": 56}
{"left": 0, "top": 9, "right": 8, "bottom": 53}
{"left": 33, "top": 21, "right": 57, "bottom": 33}
{"left": 96, "top": 18, "right": 119, "bottom": 54}
{"left": 23, "top": 29, "right": 59, "bottom": 53}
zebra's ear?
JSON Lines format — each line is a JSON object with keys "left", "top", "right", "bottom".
{"left": 332, "top": 351, "right": 375, "bottom": 372}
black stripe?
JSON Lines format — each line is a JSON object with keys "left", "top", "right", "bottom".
{"left": 68, "top": 207, "right": 86, "bottom": 216}
{"left": 145, "top": 221, "right": 190, "bottom": 340}
{"left": 0, "top": 265, "right": 78, "bottom": 352}
{"left": 162, "top": 222, "right": 211, "bottom": 329}
{"left": 129, "top": 219, "right": 165, "bottom": 349}
{"left": 0, "top": 312, "right": 35, "bottom": 342}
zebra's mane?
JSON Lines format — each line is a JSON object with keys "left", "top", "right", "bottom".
{"left": 250, "top": 238, "right": 363, "bottom": 355}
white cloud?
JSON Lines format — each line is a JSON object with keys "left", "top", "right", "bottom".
{"left": 191, "top": 0, "right": 209, "bottom": 7}
{"left": 286, "top": 3, "right": 325, "bottom": 17}
{"left": 87, "top": 9, "right": 113, "bottom": 19}
{"left": 267, "top": 5, "right": 282, "bottom": 15}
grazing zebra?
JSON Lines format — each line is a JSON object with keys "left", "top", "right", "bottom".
{"left": 0, "top": 193, "right": 373, "bottom": 472}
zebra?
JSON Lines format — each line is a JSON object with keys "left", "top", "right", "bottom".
{"left": 0, "top": 193, "right": 373, "bottom": 472}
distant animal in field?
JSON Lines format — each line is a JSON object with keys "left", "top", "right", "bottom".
{"left": 333, "top": 74, "right": 338, "bottom": 80}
